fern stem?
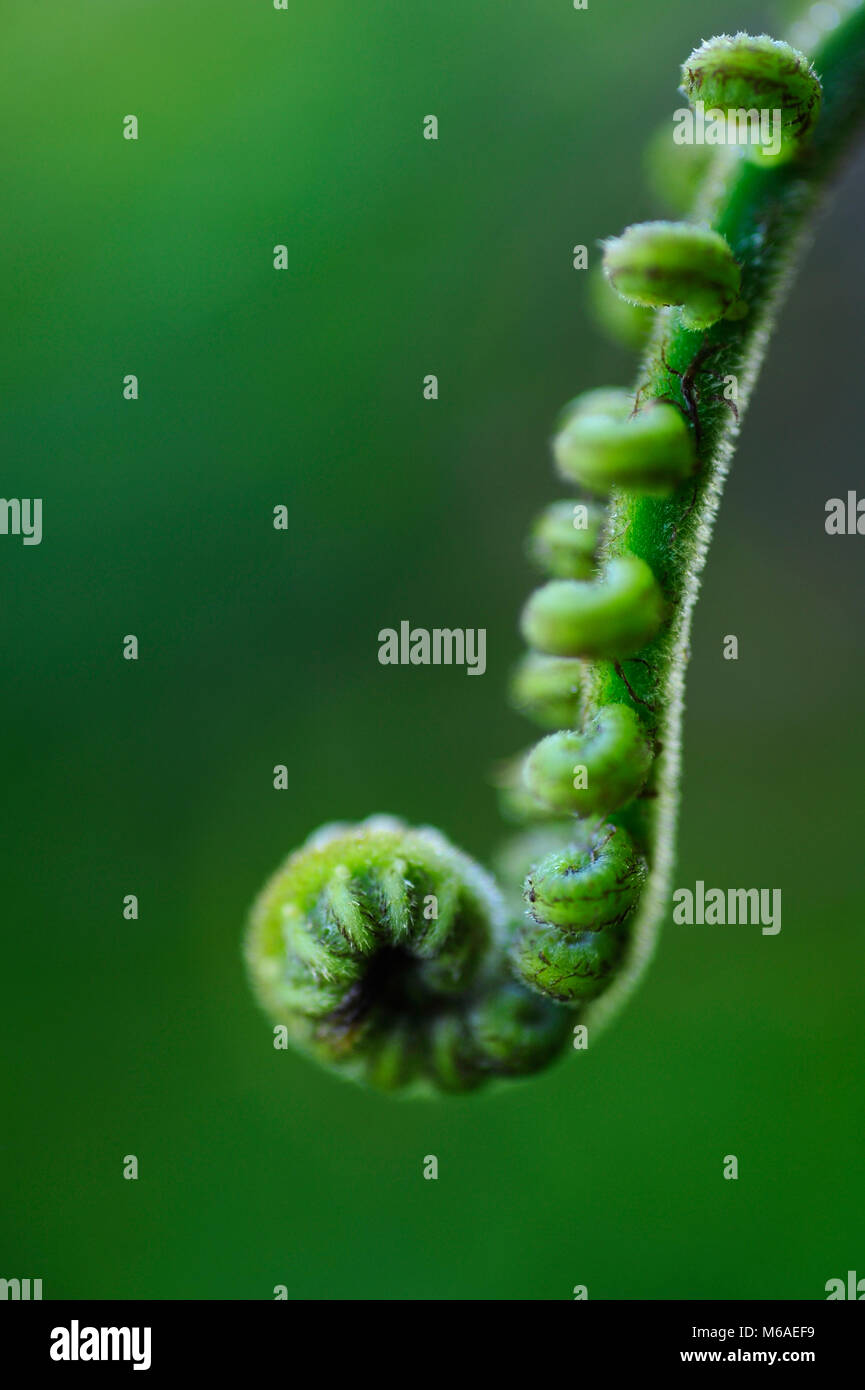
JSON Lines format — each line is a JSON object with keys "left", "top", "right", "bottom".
{"left": 582, "top": 3, "right": 865, "bottom": 1034}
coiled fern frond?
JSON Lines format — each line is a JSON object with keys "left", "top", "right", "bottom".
{"left": 246, "top": 818, "right": 569, "bottom": 1093}
{"left": 245, "top": 10, "right": 865, "bottom": 1093}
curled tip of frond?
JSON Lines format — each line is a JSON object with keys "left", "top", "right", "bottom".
{"left": 680, "top": 33, "right": 822, "bottom": 163}
{"left": 245, "top": 818, "right": 569, "bottom": 1092}
{"left": 602, "top": 221, "right": 742, "bottom": 330}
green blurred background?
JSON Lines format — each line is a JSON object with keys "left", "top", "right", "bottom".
{"left": 2, "top": 0, "right": 863, "bottom": 1300}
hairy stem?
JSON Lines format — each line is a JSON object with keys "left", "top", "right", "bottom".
{"left": 581, "top": 3, "right": 865, "bottom": 1034}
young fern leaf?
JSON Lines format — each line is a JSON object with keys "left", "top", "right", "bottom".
{"left": 553, "top": 389, "right": 696, "bottom": 495}
{"left": 602, "top": 221, "right": 743, "bottom": 329}
{"left": 681, "top": 33, "right": 822, "bottom": 165}
{"left": 245, "top": 10, "right": 865, "bottom": 1093}
{"left": 245, "top": 817, "right": 570, "bottom": 1093}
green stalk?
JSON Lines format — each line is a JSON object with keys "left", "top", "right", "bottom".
{"left": 583, "top": 4, "right": 865, "bottom": 1033}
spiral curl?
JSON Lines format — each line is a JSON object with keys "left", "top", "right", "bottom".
{"left": 245, "top": 27, "right": 840, "bottom": 1093}
{"left": 510, "top": 822, "right": 648, "bottom": 1003}
{"left": 523, "top": 705, "right": 654, "bottom": 817}
{"left": 245, "top": 817, "right": 569, "bottom": 1093}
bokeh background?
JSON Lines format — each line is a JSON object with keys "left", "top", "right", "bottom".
{"left": 2, "top": 0, "right": 863, "bottom": 1300}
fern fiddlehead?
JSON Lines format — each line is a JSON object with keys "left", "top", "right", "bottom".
{"left": 245, "top": 10, "right": 865, "bottom": 1093}
{"left": 245, "top": 817, "right": 570, "bottom": 1093}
